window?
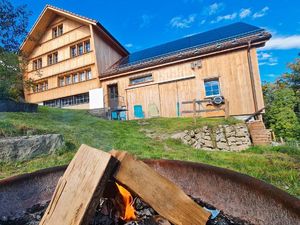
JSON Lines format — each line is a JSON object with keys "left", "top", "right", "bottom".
{"left": 37, "top": 58, "right": 42, "bottom": 69}
{"left": 58, "top": 68, "right": 91, "bottom": 87}
{"left": 204, "top": 79, "right": 220, "bottom": 97}
{"left": 52, "top": 27, "right": 58, "bottom": 38}
{"left": 33, "top": 61, "right": 37, "bottom": 70}
{"left": 85, "top": 41, "right": 90, "bottom": 52}
{"left": 80, "top": 71, "right": 86, "bottom": 81}
{"left": 48, "top": 52, "right": 58, "bottom": 65}
{"left": 65, "top": 76, "right": 71, "bottom": 85}
{"left": 70, "top": 46, "right": 77, "bottom": 58}
{"left": 53, "top": 52, "right": 58, "bottom": 64}
{"left": 78, "top": 43, "right": 83, "bottom": 55}
{"left": 44, "top": 93, "right": 89, "bottom": 108}
{"left": 52, "top": 24, "right": 63, "bottom": 38}
{"left": 86, "top": 70, "right": 92, "bottom": 80}
{"left": 129, "top": 74, "right": 153, "bottom": 85}
{"left": 59, "top": 77, "right": 65, "bottom": 87}
{"left": 73, "top": 73, "right": 79, "bottom": 83}
{"left": 58, "top": 24, "right": 63, "bottom": 36}
{"left": 70, "top": 40, "right": 91, "bottom": 58}
{"left": 47, "top": 54, "right": 53, "bottom": 65}
{"left": 33, "top": 80, "right": 48, "bottom": 93}
{"left": 33, "top": 58, "right": 42, "bottom": 70}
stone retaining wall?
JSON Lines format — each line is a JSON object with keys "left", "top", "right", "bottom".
{"left": 173, "top": 124, "right": 251, "bottom": 151}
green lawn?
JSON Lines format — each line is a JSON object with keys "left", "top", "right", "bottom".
{"left": 0, "top": 107, "right": 299, "bottom": 198}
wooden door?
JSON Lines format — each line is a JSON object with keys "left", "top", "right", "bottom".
{"left": 108, "top": 84, "right": 118, "bottom": 109}
{"left": 158, "top": 82, "right": 178, "bottom": 117}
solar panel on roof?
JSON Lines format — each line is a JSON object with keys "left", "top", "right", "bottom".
{"left": 118, "top": 22, "right": 264, "bottom": 68}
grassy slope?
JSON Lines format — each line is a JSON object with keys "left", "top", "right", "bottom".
{"left": 0, "top": 107, "right": 299, "bottom": 197}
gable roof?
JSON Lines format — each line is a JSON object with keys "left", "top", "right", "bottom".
{"left": 102, "top": 22, "right": 271, "bottom": 77}
{"left": 20, "top": 5, "right": 128, "bottom": 56}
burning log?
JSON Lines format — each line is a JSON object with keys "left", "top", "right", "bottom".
{"left": 39, "top": 144, "right": 118, "bottom": 225}
{"left": 39, "top": 145, "right": 210, "bottom": 225}
{"left": 110, "top": 150, "right": 211, "bottom": 225}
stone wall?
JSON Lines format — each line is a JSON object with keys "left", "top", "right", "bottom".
{"left": 0, "top": 134, "right": 64, "bottom": 161}
{"left": 173, "top": 124, "right": 251, "bottom": 151}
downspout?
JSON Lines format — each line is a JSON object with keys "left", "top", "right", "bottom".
{"left": 247, "top": 41, "right": 259, "bottom": 113}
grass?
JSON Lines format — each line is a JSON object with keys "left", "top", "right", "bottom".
{"left": 0, "top": 107, "right": 299, "bottom": 198}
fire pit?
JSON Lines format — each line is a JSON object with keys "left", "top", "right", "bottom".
{"left": 0, "top": 160, "right": 299, "bottom": 225}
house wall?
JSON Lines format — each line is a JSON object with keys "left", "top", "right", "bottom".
{"left": 92, "top": 27, "right": 124, "bottom": 74}
{"left": 101, "top": 48, "right": 264, "bottom": 120}
{"left": 24, "top": 16, "right": 98, "bottom": 105}
{"left": 24, "top": 15, "right": 126, "bottom": 109}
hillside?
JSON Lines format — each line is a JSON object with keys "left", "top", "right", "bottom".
{"left": 0, "top": 107, "right": 299, "bottom": 197}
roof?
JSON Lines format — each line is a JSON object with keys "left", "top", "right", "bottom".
{"left": 20, "top": 5, "right": 128, "bottom": 56}
{"left": 103, "top": 22, "right": 271, "bottom": 77}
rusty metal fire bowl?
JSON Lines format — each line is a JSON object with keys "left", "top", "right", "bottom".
{"left": 0, "top": 160, "right": 299, "bottom": 225}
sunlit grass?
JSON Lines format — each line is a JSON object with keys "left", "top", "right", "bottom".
{"left": 0, "top": 107, "right": 299, "bottom": 197}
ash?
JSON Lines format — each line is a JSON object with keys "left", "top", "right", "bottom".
{"left": 0, "top": 197, "right": 254, "bottom": 225}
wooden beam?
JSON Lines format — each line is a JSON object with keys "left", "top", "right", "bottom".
{"left": 40, "top": 144, "right": 118, "bottom": 225}
{"left": 225, "top": 99, "right": 229, "bottom": 119}
{"left": 110, "top": 150, "right": 210, "bottom": 225}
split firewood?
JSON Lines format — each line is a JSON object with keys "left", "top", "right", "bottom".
{"left": 39, "top": 144, "right": 118, "bottom": 225}
{"left": 110, "top": 150, "right": 211, "bottom": 225}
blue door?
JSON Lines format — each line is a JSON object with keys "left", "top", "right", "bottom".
{"left": 134, "top": 105, "right": 144, "bottom": 119}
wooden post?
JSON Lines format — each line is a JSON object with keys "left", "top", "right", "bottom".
{"left": 110, "top": 150, "right": 210, "bottom": 225}
{"left": 224, "top": 99, "right": 229, "bottom": 119}
{"left": 40, "top": 145, "right": 118, "bottom": 225}
{"left": 193, "top": 99, "right": 196, "bottom": 125}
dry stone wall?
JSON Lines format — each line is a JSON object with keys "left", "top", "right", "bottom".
{"left": 174, "top": 124, "right": 251, "bottom": 151}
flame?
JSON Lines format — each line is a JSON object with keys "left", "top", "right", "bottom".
{"left": 116, "top": 183, "right": 136, "bottom": 221}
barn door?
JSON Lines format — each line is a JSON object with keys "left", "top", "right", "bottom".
{"left": 159, "top": 78, "right": 197, "bottom": 117}
{"left": 158, "top": 82, "right": 178, "bottom": 117}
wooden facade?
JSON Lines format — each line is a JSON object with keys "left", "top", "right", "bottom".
{"left": 22, "top": 5, "right": 127, "bottom": 109}
{"left": 100, "top": 48, "right": 264, "bottom": 119}
{"left": 22, "top": 5, "right": 269, "bottom": 119}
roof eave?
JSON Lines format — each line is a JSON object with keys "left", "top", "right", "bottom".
{"left": 101, "top": 31, "right": 271, "bottom": 78}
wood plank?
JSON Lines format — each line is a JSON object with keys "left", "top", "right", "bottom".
{"left": 40, "top": 144, "right": 118, "bottom": 225}
{"left": 110, "top": 150, "right": 210, "bottom": 225}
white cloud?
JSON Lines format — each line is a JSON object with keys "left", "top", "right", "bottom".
{"left": 266, "top": 74, "right": 277, "bottom": 78}
{"left": 211, "top": 12, "right": 237, "bottom": 23}
{"left": 125, "top": 43, "right": 133, "bottom": 48}
{"left": 200, "top": 19, "right": 206, "bottom": 25}
{"left": 239, "top": 8, "right": 251, "bottom": 19}
{"left": 208, "top": 2, "right": 224, "bottom": 15}
{"left": 253, "top": 6, "right": 269, "bottom": 19}
{"left": 170, "top": 14, "right": 196, "bottom": 28}
{"left": 140, "top": 14, "right": 153, "bottom": 28}
{"left": 257, "top": 52, "right": 278, "bottom": 66}
{"left": 263, "top": 35, "right": 300, "bottom": 50}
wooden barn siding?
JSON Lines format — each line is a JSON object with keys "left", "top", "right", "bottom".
{"left": 101, "top": 48, "right": 264, "bottom": 119}
{"left": 92, "top": 27, "right": 124, "bottom": 74}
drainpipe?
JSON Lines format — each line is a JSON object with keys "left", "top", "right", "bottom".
{"left": 247, "top": 41, "right": 259, "bottom": 114}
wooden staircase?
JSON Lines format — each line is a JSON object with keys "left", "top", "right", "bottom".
{"left": 247, "top": 120, "right": 272, "bottom": 146}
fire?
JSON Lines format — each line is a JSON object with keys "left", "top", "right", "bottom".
{"left": 116, "top": 183, "right": 137, "bottom": 221}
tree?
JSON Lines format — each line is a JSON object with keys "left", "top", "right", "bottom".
{"left": 264, "top": 88, "right": 300, "bottom": 140}
{"left": 0, "top": 0, "right": 30, "bottom": 52}
{"left": 0, "top": 0, "right": 31, "bottom": 100}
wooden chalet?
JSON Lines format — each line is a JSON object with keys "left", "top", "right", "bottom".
{"left": 21, "top": 5, "right": 271, "bottom": 120}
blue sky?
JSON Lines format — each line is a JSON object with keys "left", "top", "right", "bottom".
{"left": 12, "top": 0, "right": 300, "bottom": 82}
